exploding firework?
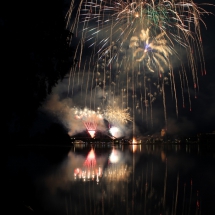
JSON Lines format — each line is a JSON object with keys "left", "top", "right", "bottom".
{"left": 67, "top": 0, "right": 212, "bottom": 62}
{"left": 109, "top": 126, "right": 122, "bottom": 138}
{"left": 74, "top": 107, "right": 103, "bottom": 138}
{"left": 104, "top": 105, "right": 132, "bottom": 125}
{"left": 65, "top": 1, "right": 214, "bottom": 136}
{"left": 130, "top": 28, "right": 172, "bottom": 73}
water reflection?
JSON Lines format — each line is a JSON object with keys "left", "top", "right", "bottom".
{"left": 65, "top": 144, "right": 200, "bottom": 215}
{"left": 74, "top": 148, "right": 102, "bottom": 183}
{"left": 7, "top": 143, "right": 215, "bottom": 215}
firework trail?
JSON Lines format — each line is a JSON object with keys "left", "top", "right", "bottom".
{"left": 69, "top": 0, "right": 212, "bottom": 62}
{"left": 65, "top": 0, "right": 214, "bottom": 136}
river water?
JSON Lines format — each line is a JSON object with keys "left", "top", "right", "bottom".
{"left": 6, "top": 143, "right": 215, "bottom": 215}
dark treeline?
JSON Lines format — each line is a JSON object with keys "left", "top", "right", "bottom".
{"left": 2, "top": 1, "right": 76, "bottom": 214}
{"left": 1, "top": 0, "right": 76, "bottom": 145}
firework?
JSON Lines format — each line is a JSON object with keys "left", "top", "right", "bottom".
{"left": 74, "top": 107, "right": 103, "bottom": 137}
{"left": 104, "top": 105, "right": 132, "bottom": 125}
{"left": 68, "top": 0, "right": 211, "bottom": 61}
{"left": 65, "top": 1, "right": 214, "bottom": 136}
{"left": 109, "top": 126, "right": 121, "bottom": 138}
{"left": 130, "top": 28, "right": 172, "bottom": 73}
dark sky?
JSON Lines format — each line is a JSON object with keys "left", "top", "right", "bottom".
{"left": 189, "top": 2, "right": 215, "bottom": 133}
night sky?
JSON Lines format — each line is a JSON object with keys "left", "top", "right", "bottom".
{"left": 2, "top": 1, "right": 215, "bottom": 215}
{"left": 1, "top": 0, "right": 215, "bottom": 140}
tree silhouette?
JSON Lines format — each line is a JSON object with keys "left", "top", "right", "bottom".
{"left": 1, "top": 0, "right": 76, "bottom": 143}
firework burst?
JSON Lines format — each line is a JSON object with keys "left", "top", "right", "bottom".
{"left": 65, "top": 1, "right": 214, "bottom": 135}
{"left": 104, "top": 105, "right": 132, "bottom": 125}
{"left": 130, "top": 28, "right": 173, "bottom": 73}
{"left": 74, "top": 107, "right": 103, "bottom": 137}
{"left": 67, "top": 0, "right": 212, "bottom": 62}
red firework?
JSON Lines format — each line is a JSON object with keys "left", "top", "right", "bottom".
{"left": 84, "top": 121, "right": 97, "bottom": 138}
{"left": 74, "top": 107, "right": 102, "bottom": 138}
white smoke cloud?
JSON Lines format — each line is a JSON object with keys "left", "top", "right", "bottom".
{"left": 42, "top": 93, "right": 108, "bottom": 137}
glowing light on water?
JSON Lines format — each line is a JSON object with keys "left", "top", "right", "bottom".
{"left": 84, "top": 148, "right": 96, "bottom": 167}
{"left": 132, "top": 137, "right": 137, "bottom": 143}
{"left": 74, "top": 148, "right": 102, "bottom": 182}
{"left": 109, "top": 148, "right": 120, "bottom": 163}
{"left": 132, "top": 144, "right": 137, "bottom": 152}
{"left": 131, "top": 138, "right": 138, "bottom": 152}
{"left": 103, "top": 164, "right": 131, "bottom": 181}
{"left": 104, "top": 148, "right": 131, "bottom": 181}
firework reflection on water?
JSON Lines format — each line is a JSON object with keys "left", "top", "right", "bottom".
{"left": 68, "top": 146, "right": 203, "bottom": 215}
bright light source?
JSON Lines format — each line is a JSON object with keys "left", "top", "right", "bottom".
{"left": 109, "top": 149, "right": 120, "bottom": 163}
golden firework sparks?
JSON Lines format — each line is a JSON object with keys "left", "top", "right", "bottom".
{"left": 104, "top": 106, "right": 132, "bottom": 124}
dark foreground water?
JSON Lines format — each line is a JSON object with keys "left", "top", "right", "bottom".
{"left": 5, "top": 143, "right": 215, "bottom": 215}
